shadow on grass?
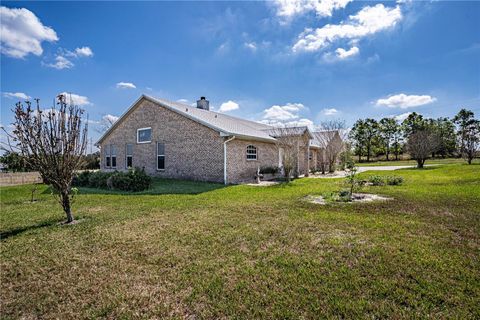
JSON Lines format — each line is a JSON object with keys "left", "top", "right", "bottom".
{"left": 0, "top": 219, "right": 60, "bottom": 241}
{"left": 74, "top": 178, "right": 226, "bottom": 196}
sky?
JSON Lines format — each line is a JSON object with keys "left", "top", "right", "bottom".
{"left": 1, "top": 0, "right": 479, "bottom": 148}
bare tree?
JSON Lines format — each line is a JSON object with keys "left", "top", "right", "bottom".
{"left": 268, "top": 126, "right": 305, "bottom": 182}
{"left": 7, "top": 95, "right": 88, "bottom": 223}
{"left": 406, "top": 130, "right": 440, "bottom": 168}
{"left": 315, "top": 120, "right": 346, "bottom": 173}
{"left": 95, "top": 114, "right": 118, "bottom": 134}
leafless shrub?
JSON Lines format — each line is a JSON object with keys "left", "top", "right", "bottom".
{"left": 6, "top": 94, "right": 88, "bottom": 223}
{"left": 406, "top": 130, "right": 440, "bottom": 168}
{"left": 315, "top": 120, "right": 346, "bottom": 173}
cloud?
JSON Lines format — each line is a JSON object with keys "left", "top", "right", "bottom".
{"left": 44, "top": 55, "right": 74, "bottom": 69}
{"left": 322, "top": 108, "right": 338, "bottom": 115}
{"left": 393, "top": 112, "right": 412, "bottom": 121}
{"left": 116, "top": 82, "right": 136, "bottom": 89}
{"left": 0, "top": 6, "right": 58, "bottom": 58}
{"left": 293, "top": 4, "right": 402, "bottom": 53}
{"left": 3, "top": 92, "right": 31, "bottom": 100}
{"left": 263, "top": 103, "right": 306, "bottom": 121}
{"left": 218, "top": 100, "right": 240, "bottom": 112}
{"left": 335, "top": 46, "right": 359, "bottom": 58}
{"left": 376, "top": 93, "right": 436, "bottom": 108}
{"left": 72, "top": 46, "right": 93, "bottom": 57}
{"left": 60, "top": 92, "right": 91, "bottom": 106}
{"left": 102, "top": 114, "right": 119, "bottom": 123}
{"left": 273, "top": 0, "right": 353, "bottom": 19}
{"left": 244, "top": 42, "right": 257, "bottom": 52}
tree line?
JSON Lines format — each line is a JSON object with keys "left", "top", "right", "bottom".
{"left": 349, "top": 108, "right": 480, "bottom": 167}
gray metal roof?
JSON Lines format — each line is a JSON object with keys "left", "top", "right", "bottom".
{"left": 311, "top": 130, "right": 340, "bottom": 148}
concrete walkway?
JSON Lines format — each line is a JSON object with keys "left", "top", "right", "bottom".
{"left": 310, "top": 165, "right": 426, "bottom": 179}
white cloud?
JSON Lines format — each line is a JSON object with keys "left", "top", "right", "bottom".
{"left": 376, "top": 93, "right": 436, "bottom": 108}
{"left": 3, "top": 92, "right": 31, "bottom": 100}
{"left": 293, "top": 4, "right": 402, "bottom": 53}
{"left": 73, "top": 46, "right": 93, "bottom": 57}
{"left": 244, "top": 42, "right": 257, "bottom": 52}
{"left": 59, "top": 92, "right": 91, "bottom": 106}
{"left": 44, "top": 55, "right": 74, "bottom": 69}
{"left": 322, "top": 108, "right": 338, "bottom": 115}
{"left": 393, "top": 112, "right": 412, "bottom": 121}
{"left": 102, "top": 114, "right": 119, "bottom": 123}
{"left": 263, "top": 103, "right": 306, "bottom": 121}
{"left": 273, "top": 0, "right": 353, "bottom": 19}
{"left": 218, "top": 100, "right": 240, "bottom": 112}
{"left": 335, "top": 46, "right": 359, "bottom": 58}
{"left": 116, "top": 82, "right": 136, "bottom": 89}
{"left": 0, "top": 6, "right": 58, "bottom": 58}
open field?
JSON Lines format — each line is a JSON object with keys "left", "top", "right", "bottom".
{"left": 1, "top": 164, "right": 479, "bottom": 319}
{"left": 356, "top": 157, "right": 479, "bottom": 167}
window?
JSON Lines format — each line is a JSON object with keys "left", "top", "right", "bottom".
{"left": 157, "top": 142, "right": 165, "bottom": 170}
{"left": 126, "top": 144, "right": 133, "bottom": 168}
{"left": 246, "top": 145, "right": 257, "bottom": 160}
{"left": 105, "top": 145, "right": 111, "bottom": 168}
{"left": 137, "top": 127, "right": 152, "bottom": 143}
{"left": 111, "top": 145, "right": 117, "bottom": 168}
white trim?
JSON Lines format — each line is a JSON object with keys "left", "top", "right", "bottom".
{"left": 246, "top": 145, "right": 258, "bottom": 161}
{"left": 223, "top": 136, "right": 236, "bottom": 185}
{"left": 125, "top": 143, "right": 133, "bottom": 169}
{"left": 137, "top": 127, "right": 152, "bottom": 144}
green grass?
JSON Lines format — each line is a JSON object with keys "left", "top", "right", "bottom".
{"left": 1, "top": 164, "right": 479, "bottom": 318}
{"left": 356, "top": 157, "right": 479, "bottom": 167}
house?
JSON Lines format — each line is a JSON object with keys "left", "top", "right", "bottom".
{"left": 95, "top": 95, "right": 341, "bottom": 184}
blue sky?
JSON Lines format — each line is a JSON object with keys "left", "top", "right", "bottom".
{"left": 1, "top": 1, "right": 479, "bottom": 146}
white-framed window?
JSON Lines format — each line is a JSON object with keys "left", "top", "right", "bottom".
{"left": 126, "top": 144, "right": 133, "bottom": 169}
{"left": 105, "top": 145, "right": 111, "bottom": 168}
{"left": 111, "top": 145, "right": 117, "bottom": 168}
{"left": 157, "top": 142, "right": 165, "bottom": 171}
{"left": 246, "top": 145, "right": 257, "bottom": 160}
{"left": 137, "top": 127, "right": 152, "bottom": 144}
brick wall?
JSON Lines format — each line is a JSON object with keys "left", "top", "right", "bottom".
{"left": 100, "top": 99, "right": 225, "bottom": 183}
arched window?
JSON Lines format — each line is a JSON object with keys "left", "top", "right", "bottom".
{"left": 246, "top": 145, "right": 257, "bottom": 160}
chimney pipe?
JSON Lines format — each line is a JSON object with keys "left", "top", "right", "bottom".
{"left": 196, "top": 97, "right": 209, "bottom": 110}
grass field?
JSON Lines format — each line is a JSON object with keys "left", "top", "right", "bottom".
{"left": 1, "top": 164, "right": 479, "bottom": 319}
{"left": 356, "top": 157, "right": 479, "bottom": 167}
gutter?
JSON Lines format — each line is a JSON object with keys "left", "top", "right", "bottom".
{"left": 223, "top": 135, "right": 236, "bottom": 185}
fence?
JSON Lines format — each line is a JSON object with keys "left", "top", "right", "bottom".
{"left": 0, "top": 172, "right": 42, "bottom": 186}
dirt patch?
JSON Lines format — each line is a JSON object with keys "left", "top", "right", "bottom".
{"left": 304, "top": 193, "right": 393, "bottom": 205}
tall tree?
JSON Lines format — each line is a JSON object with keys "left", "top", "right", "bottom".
{"left": 430, "top": 117, "right": 456, "bottom": 158}
{"left": 453, "top": 109, "right": 479, "bottom": 164}
{"left": 402, "top": 112, "right": 426, "bottom": 137}
{"left": 9, "top": 95, "right": 88, "bottom": 223}
{"left": 379, "top": 117, "right": 400, "bottom": 161}
{"left": 349, "top": 119, "right": 367, "bottom": 162}
{"left": 363, "top": 118, "right": 379, "bottom": 162}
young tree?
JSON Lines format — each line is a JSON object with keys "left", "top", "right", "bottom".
{"left": 379, "top": 117, "right": 400, "bottom": 161}
{"left": 406, "top": 129, "right": 440, "bottom": 168}
{"left": 315, "top": 120, "right": 346, "bottom": 173}
{"left": 453, "top": 109, "right": 479, "bottom": 164}
{"left": 269, "top": 127, "right": 303, "bottom": 182}
{"left": 9, "top": 95, "right": 88, "bottom": 223}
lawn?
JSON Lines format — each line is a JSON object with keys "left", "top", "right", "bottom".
{"left": 1, "top": 164, "right": 479, "bottom": 319}
{"left": 356, "top": 157, "right": 479, "bottom": 167}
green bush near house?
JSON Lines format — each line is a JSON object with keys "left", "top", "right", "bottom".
{"left": 73, "top": 168, "right": 151, "bottom": 192}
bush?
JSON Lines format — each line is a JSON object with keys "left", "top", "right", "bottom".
{"left": 73, "top": 168, "right": 151, "bottom": 192}
{"left": 386, "top": 176, "right": 404, "bottom": 186}
{"left": 259, "top": 166, "right": 279, "bottom": 174}
{"left": 368, "top": 175, "right": 385, "bottom": 186}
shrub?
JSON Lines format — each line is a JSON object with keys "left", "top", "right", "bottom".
{"left": 259, "top": 166, "right": 279, "bottom": 174}
{"left": 73, "top": 168, "right": 151, "bottom": 192}
{"left": 368, "top": 175, "right": 385, "bottom": 186}
{"left": 386, "top": 176, "right": 404, "bottom": 186}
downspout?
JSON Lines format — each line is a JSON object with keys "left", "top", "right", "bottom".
{"left": 223, "top": 136, "right": 236, "bottom": 185}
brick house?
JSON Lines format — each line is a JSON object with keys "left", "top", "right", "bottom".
{"left": 96, "top": 95, "right": 338, "bottom": 184}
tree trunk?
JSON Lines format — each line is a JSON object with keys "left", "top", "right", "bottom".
{"left": 395, "top": 153, "right": 399, "bottom": 161}
{"left": 386, "top": 146, "right": 390, "bottom": 161}
{"left": 366, "top": 145, "right": 370, "bottom": 162}
{"left": 417, "top": 159, "right": 424, "bottom": 169}
{"left": 468, "top": 157, "right": 472, "bottom": 165}
{"left": 358, "top": 154, "right": 361, "bottom": 162}
{"left": 61, "top": 191, "right": 74, "bottom": 223}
